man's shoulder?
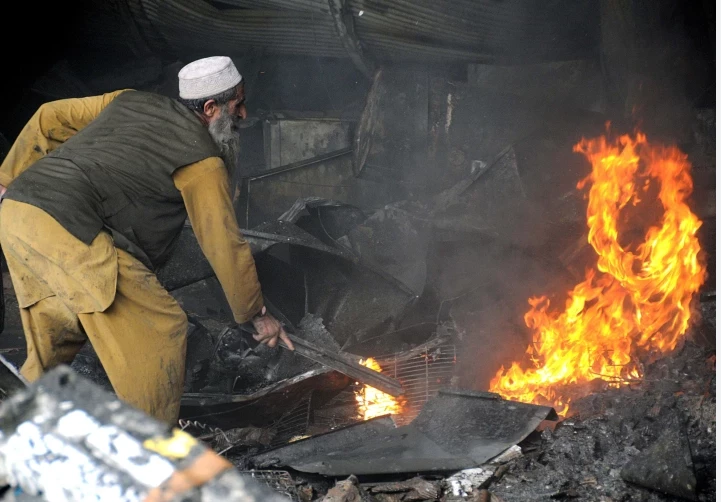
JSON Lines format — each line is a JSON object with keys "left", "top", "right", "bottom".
{"left": 106, "top": 91, "right": 201, "bottom": 127}
{"left": 112, "top": 89, "right": 172, "bottom": 105}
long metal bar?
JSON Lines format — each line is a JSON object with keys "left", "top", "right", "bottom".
{"left": 281, "top": 334, "right": 405, "bottom": 397}
{"left": 248, "top": 147, "right": 352, "bottom": 181}
{"left": 240, "top": 300, "right": 404, "bottom": 396}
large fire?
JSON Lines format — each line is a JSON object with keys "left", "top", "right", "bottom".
{"left": 490, "top": 131, "right": 706, "bottom": 415}
{"left": 355, "top": 358, "right": 405, "bottom": 420}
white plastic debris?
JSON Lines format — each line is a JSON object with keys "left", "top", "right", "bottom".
{"left": 443, "top": 467, "right": 494, "bottom": 498}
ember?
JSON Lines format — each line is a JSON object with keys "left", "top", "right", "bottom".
{"left": 355, "top": 358, "right": 405, "bottom": 420}
{"left": 490, "top": 130, "right": 706, "bottom": 414}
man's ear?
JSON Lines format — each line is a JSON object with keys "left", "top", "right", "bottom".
{"left": 202, "top": 99, "right": 218, "bottom": 118}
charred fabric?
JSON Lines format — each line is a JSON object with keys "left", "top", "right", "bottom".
{"left": 0, "top": 4, "right": 716, "bottom": 500}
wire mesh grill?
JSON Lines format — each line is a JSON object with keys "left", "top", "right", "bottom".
{"left": 375, "top": 343, "right": 457, "bottom": 425}
{"left": 240, "top": 470, "right": 300, "bottom": 501}
{"left": 269, "top": 393, "right": 313, "bottom": 448}
{"left": 312, "top": 387, "right": 360, "bottom": 430}
{"left": 312, "top": 343, "right": 458, "bottom": 428}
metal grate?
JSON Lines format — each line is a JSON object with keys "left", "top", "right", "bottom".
{"left": 312, "top": 387, "right": 360, "bottom": 430}
{"left": 240, "top": 470, "right": 299, "bottom": 501}
{"left": 375, "top": 344, "right": 457, "bottom": 425}
{"left": 310, "top": 344, "right": 458, "bottom": 429}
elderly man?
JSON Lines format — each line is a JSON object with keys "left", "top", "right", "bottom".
{"left": 0, "top": 56, "right": 292, "bottom": 423}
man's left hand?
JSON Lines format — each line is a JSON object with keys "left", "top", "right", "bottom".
{"left": 250, "top": 312, "right": 295, "bottom": 350}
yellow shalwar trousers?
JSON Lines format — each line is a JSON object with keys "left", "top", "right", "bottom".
{"left": 0, "top": 200, "right": 187, "bottom": 424}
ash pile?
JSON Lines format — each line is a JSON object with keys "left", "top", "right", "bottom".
{"left": 494, "top": 343, "right": 716, "bottom": 502}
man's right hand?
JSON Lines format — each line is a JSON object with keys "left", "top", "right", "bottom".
{"left": 250, "top": 309, "right": 295, "bottom": 350}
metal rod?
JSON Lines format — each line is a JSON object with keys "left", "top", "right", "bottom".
{"left": 247, "top": 147, "right": 352, "bottom": 181}
{"left": 280, "top": 333, "right": 405, "bottom": 397}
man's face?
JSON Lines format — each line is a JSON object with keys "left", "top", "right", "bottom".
{"left": 207, "top": 85, "right": 246, "bottom": 173}
{"left": 227, "top": 85, "right": 247, "bottom": 121}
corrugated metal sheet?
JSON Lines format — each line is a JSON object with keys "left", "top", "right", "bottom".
{"left": 214, "top": 0, "right": 330, "bottom": 13}
{"left": 350, "top": 0, "right": 598, "bottom": 62}
{"left": 127, "top": 0, "right": 598, "bottom": 63}
{"left": 135, "top": 0, "right": 346, "bottom": 57}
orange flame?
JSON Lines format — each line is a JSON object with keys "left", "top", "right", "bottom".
{"left": 489, "top": 131, "right": 706, "bottom": 414}
{"left": 355, "top": 358, "right": 405, "bottom": 420}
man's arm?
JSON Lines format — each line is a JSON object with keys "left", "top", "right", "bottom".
{"left": 0, "top": 90, "right": 128, "bottom": 187}
{"left": 173, "top": 158, "right": 293, "bottom": 349}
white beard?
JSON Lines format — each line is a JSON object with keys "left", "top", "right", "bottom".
{"left": 208, "top": 105, "right": 241, "bottom": 174}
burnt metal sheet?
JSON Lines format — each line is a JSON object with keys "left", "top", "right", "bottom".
{"left": 132, "top": 0, "right": 348, "bottom": 58}
{"left": 180, "top": 367, "right": 351, "bottom": 431}
{"left": 351, "top": 0, "right": 599, "bottom": 63}
{"left": 249, "top": 210, "right": 416, "bottom": 346}
{"left": 250, "top": 220, "right": 356, "bottom": 261}
{"left": 277, "top": 196, "right": 429, "bottom": 297}
{"left": 182, "top": 367, "right": 333, "bottom": 407}
{"left": 278, "top": 197, "right": 367, "bottom": 248}
{"left": 277, "top": 196, "right": 364, "bottom": 229}
{"left": 352, "top": 68, "right": 429, "bottom": 185}
{"left": 251, "top": 389, "right": 557, "bottom": 475}
{"left": 127, "top": 0, "right": 599, "bottom": 64}
{"left": 344, "top": 203, "right": 430, "bottom": 296}
{"left": 353, "top": 69, "right": 381, "bottom": 176}
{"left": 156, "top": 220, "right": 353, "bottom": 292}
{"left": 299, "top": 252, "right": 416, "bottom": 346}
{"left": 252, "top": 415, "right": 396, "bottom": 469}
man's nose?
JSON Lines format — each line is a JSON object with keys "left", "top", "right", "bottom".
{"left": 238, "top": 104, "right": 247, "bottom": 120}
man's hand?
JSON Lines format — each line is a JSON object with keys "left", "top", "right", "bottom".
{"left": 0, "top": 184, "right": 6, "bottom": 202}
{"left": 250, "top": 310, "right": 295, "bottom": 350}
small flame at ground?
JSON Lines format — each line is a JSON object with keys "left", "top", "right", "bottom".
{"left": 490, "top": 130, "right": 706, "bottom": 415}
{"left": 355, "top": 358, "right": 405, "bottom": 420}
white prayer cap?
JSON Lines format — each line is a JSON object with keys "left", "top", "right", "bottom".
{"left": 178, "top": 56, "right": 242, "bottom": 100}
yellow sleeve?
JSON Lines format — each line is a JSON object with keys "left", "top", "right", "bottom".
{"left": 0, "top": 89, "right": 129, "bottom": 187}
{"left": 173, "top": 157, "right": 264, "bottom": 323}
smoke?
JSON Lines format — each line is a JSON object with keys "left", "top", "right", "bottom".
{"left": 425, "top": 236, "right": 576, "bottom": 391}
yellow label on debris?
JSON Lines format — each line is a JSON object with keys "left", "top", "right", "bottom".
{"left": 143, "top": 429, "right": 198, "bottom": 459}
